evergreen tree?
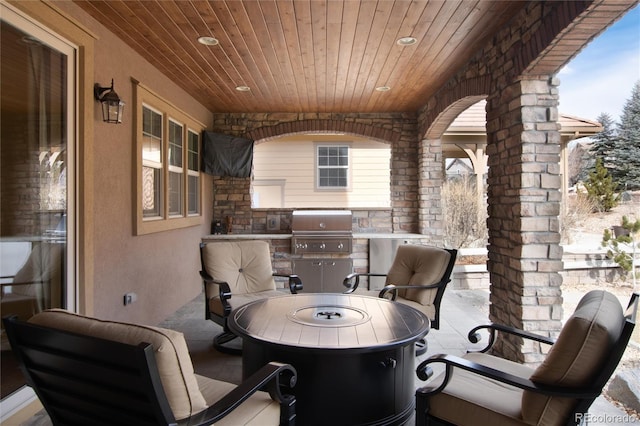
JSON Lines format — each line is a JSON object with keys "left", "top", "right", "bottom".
{"left": 570, "top": 141, "right": 591, "bottom": 185}
{"left": 615, "top": 81, "right": 640, "bottom": 189}
{"left": 589, "top": 112, "right": 617, "bottom": 176}
{"left": 583, "top": 158, "right": 619, "bottom": 212}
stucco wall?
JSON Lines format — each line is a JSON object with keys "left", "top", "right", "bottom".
{"left": 16, "top": 1, "right": 214, "bottom": 325}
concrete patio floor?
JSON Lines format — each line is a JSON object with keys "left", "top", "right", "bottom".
{"left": 157, "top": 288, "right": 639, "bottom": 426}
{"left": 18, "top": 288, "right": 638, "bottom": 425}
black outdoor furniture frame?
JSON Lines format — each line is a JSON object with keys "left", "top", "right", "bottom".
{"left": 344, "top": 246, "right": 457, "bottom": 355}
{"left": 3, "top": 315, "right": 297, "bottom": 426}
{"left": 414, "top": 292, "right": 639, "bottom": 426}
{"left": 199, "top": 242, "right": 303, "bottom": 355}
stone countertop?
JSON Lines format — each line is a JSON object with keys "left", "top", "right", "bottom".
{"left": 202, "top": 233, "right": 429, "bottom": 240}
{"left": 203, "top": 234, "right": 292, "bottom": 240}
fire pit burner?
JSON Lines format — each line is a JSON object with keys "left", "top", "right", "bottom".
{"left": 287, "top": 304, "right": 370, "bottom": 327}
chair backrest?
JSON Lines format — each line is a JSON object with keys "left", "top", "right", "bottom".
{"left": 522, "top": 290, "right": 638, "bottom": 425}
{"left": 200, "top": 240, "right": 276, "bottom": 294}
{"left": 3, "top": 309, "right": 207, "bottom": 425}
{"left": 386, "top": 245, "right": 457, "bottom": 306}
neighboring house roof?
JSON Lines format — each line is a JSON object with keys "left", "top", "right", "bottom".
{"left": 446, "top": 158, "right": 474, "bottom": 174}
{"left": 445, "top": 100, "right": 603, "bottom": 137}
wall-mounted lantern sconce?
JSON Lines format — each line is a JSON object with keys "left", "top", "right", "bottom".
{"left": 94, "top": 79, "right": 125, "bottom": 124}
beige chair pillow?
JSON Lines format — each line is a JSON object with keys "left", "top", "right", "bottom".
{"left": 386, "top": 245, "right": 451, "bottom": 305}
{"left": 522, "top": 290, "right": 624, "bottom": 424}
{"left": 202, "top": 241, "right": 276, "bottom": 294}
{"left": 29, "top": 309, "right": 207, "bottom": 420}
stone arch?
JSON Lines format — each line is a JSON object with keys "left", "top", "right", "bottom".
{"left": 419, "top": 75, "right": 492, "bottom": 140}
{"left": 246, "top": 119, "right": 402, "bottom": 145}
{"left": 425, "top": 95, "right": 487, "bottom": 140}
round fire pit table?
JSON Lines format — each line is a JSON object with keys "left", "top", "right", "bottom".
{"left": 228, "top": 293, "right": 430, "bottom": 426}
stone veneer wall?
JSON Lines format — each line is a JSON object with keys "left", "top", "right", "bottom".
{"left": 485, "top": 78, "right": 564, "bottom": 364}
{"left": 413, "top": 1, "right": 597, "bottom": 365}
{"left": 208, "top": 113, "right": 444, "bottom": 242}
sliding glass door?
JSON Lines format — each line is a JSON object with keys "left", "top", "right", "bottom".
{"left": 0, "top": 3, "right": 76, "bottom": 401}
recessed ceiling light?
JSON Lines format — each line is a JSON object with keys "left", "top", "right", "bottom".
{"left": 396, "top": 36, "right": 417, "bottom": 46}
{"left": 235, "top": 86, "right": 251, "bottom": 92}
{"left": 197, "top": 36, "right": 219, "bottom": 46}
{"left": 375, "top": 86, "right": 391, "bottom": 92}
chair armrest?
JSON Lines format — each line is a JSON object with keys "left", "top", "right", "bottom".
{"left": 415, "top": 354, "right": 600, "bottom": 399}
{"left": 177, "top": 362, "right": 297, "bottom": 426}
{"left": 378, "top": 282, "right": 443, "bottom": 300}
{"left": 467, "top": 323, "right": 556, "bottom": 353}
{"left": 273, "top": 273, "right": 303, "bottom": 294}
{"left": 343, "top": 273, "right": 387, "bottom": 293}
{"left": 200, "top": 270, "right": 233, "bottom": 317}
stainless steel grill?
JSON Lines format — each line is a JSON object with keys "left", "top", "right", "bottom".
{"left": 291, "top": 210, "right": 353, "bottom": 255}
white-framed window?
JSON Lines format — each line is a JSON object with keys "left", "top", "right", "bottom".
{"left": 187, "top": 130, "right": 200, "bottom": 215}
{"left": 168, "top": 119, "right": 184, "bottom": 217}
{"left": 134, "top": 81, "right": 204, "bottom": 235}
{"left": 316, "top": 144, "right": 350, "bottom": 189}
{"left": 142, "top": 106, "right": 163, "bottom": 218}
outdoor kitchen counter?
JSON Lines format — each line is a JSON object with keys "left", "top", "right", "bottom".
{"left": 202, "top": 233, "right": 427, "bottom": 240}
{"left": 202, "top": 233, "right": 293, "bottom": 240}
{"left": 201, "top": 234, "right": 432, "bottom": 282}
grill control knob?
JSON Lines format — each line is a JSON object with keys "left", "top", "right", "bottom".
{"left": 337, "top": 242, "right": 344, "bottom": 250}
{"left": 319, "top": 243, "right": 326, "bottom": 250}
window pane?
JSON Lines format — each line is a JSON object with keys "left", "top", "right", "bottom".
{"left": 169, "top": 171, "right": 183, "bottom": 215}
{"left": 188, "top": 175, "right": 199, "bottom": 214}
{"left": 142, "top": 166, "right": 161, "bottom": 217}
{"left": 169, "top": 121, "right": 183, "bottom": 168}
{"left": 188, "top": 131, "right": 199, "bottom": 171}
{"left": 319, "top": 169, "right": 347, "bottom": 187}
{"left": 143, "top": 107, "right": 162, "bottom": 163}
{"left": 317, "top": 145, "right": 348, "bottom": 188}
{"left": 142, "top": 134, "right": 161, "bottom": 163}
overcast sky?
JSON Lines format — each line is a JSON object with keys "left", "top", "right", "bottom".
{"left": 557, "top": 4, "right": 640, "bottom": 122}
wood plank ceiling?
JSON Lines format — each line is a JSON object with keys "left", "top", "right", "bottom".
{"left": 75, "top": 0, "right": 528, "bottom": 113}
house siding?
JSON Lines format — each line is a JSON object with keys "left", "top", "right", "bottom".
{"left": 253, "top": 137, "right": 391, "bottom": 208}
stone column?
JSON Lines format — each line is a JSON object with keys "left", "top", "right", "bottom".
{"left": 485, "top": 77, "right": 564, "bottom": 364}
{"left": 418, "top": 138, "right": 445, "bottom": 245}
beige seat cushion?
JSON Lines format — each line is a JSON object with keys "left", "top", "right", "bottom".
{"left": 389, "top": 296, "right": 436, "bottom": 321}
{"left": 425, "top": 290, "right": 625, "bottom": 426}
{"left": 202, "top": 241, "right": 276, "bottom": 295}
{"left": 386, "top": 245, "right": 451, "bottom": 306}
{"left": 522, "top": 290, "right": 625, "bottom": 424}
{"left": 28, "top": 309, "right": 207, "bottom": 421}
{"left": 196, "top": 375, "right": 280, "bottom": 425}
{"left": 426, "top": 352, "right": 534, "bottom": 426}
